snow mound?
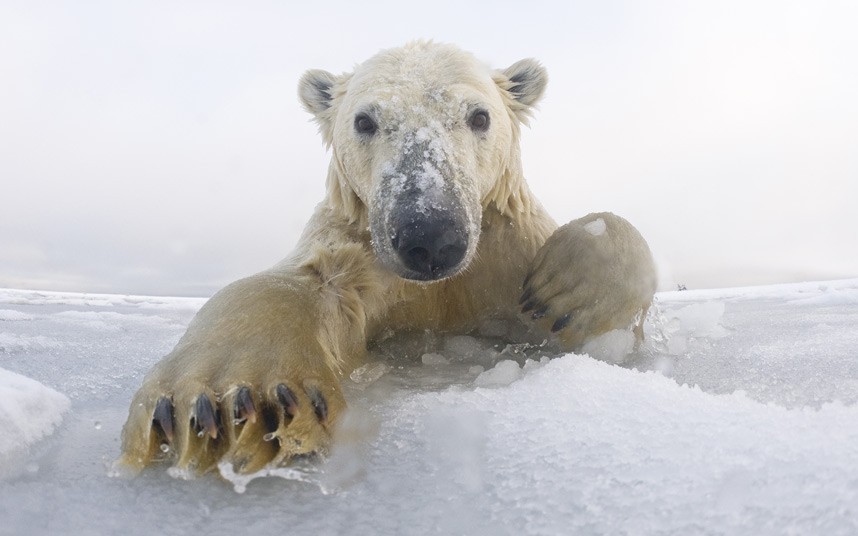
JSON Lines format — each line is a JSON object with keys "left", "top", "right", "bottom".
{"left": 0, "top": 368, "right": 70, "bottom": 479}
{"left": 391, "top": 354, "right": 858, "bottom": 534}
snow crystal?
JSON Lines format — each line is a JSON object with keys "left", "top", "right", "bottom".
{"left": 583, "top": 217, "right": 607, "bottom": 236}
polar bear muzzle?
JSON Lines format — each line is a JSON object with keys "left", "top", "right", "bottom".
{"left": 370, "top": 143, "right": 475, "bottom": 282}
{"left": 389, "top": 197, "right": 469, "bottom": 281}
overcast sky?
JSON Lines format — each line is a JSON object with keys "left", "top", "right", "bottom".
{"left": 2, "top": 0, "right": 856, "bottom": 297}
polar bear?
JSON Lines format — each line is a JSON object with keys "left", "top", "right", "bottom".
{"left": 119, "top": 42, "right": 656, "bottom": 475}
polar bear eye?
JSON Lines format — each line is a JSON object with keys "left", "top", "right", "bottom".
{"left": 468, "top": 110, "right": 490, "bottom": 132}
{"left": 354, "top": 113, "right": 378, "bottom": 136}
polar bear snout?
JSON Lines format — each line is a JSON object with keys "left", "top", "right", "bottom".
{"left": 370, "top": 133, "right": 479, "bottom": 282}
{"left": 390, "top": 208, "right": 469, "bottom": 281}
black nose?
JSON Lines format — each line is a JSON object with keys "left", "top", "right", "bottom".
{"left": 393, "top": 215, "right": 468, "bottom": 280}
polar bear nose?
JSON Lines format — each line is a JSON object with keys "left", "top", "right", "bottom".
{"left": 392, "top": 216, "right": 468, "bottom": 280}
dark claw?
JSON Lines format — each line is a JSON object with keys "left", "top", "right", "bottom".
{"left": 522, "top": 273, "right": 532, "bottom": 290}
{"left": 193, "top": 394, "right": 220, "bottom": 439}
{"left": 551, "top": 313, "right": 573, "bottom": 333}
{"left": 531, "top": 304, "right": 549, "bottom": 320}
{"left": 521, "top": 299, "right": 539, "bottom": 313}
{"left": 518, "top": 287, "right": 533, "bottom": 305}
{"left": 234, "top": 386, "right": 257, "bottom": 424}
{"left": 308, "top": 389, "right": 328, "bottom": 422}
{"left": 152, "top": 396, "right": 174, "bottom": 442}
{"left": 276, "top": 384, "right": 299, "bottom": 418}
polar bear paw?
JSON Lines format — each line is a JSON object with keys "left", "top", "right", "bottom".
{"left": 120, "top": 366, "right": 345, "bottom": 475}
{"left": 520, "top": 212, "right": 657, "bottom": 350}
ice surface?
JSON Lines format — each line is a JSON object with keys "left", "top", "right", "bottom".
{"left": 0, "top": 310, "right": 34, "bottom": 321}
{"left": 0, "top": 281, "right": 857, "bottom": 535}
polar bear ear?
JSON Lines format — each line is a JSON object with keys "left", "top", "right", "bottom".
{"left": 299, "top": 69, "right": 343, "bottom": 142}
{"left": 498, "top": 59, "right": 548, "bottom": 123}
{"left": 299, "top": 69, "right": 338, "bottom": 115}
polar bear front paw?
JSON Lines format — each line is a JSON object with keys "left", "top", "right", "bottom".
{"left": 120, "top": 365, "right": 345, "bottom": 475}
{"left": 520, "top": 212, "right": 657, "bottom": 350}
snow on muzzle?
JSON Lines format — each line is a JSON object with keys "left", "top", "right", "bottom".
{"left": 370, "top": 143, "right": 472, "bottom": 282}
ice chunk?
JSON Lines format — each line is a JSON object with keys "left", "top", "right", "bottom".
{"left": 474, "top": 360, "right": 522, "bottom": 387}
{"left": 0, "top": 368, "right": 70, "bottom": 479}
{"left": 581, "top": 329, "right": 636, "bottom": 364}
{"left": 349, "top": 362, "right": 391, "bottom": 384}
{"left": 522, "top": 356, "right": 551, "bottom": 372}
{"left": 670, "top": 301, "right": 728, "bottom": 338}
{"left": 654, "top": 301, "right": 729, "bottom": 355}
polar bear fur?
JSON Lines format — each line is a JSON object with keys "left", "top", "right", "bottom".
{"left": 119, "top": 42, "right": 657, "bottom": 475}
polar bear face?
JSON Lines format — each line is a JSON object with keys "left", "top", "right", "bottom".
{"left": 300, "top": 42, "right": 547, "bottom": 281}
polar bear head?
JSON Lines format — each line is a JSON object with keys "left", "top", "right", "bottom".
{"left": 299, "top": 42, "right": 547, "bottom": 281}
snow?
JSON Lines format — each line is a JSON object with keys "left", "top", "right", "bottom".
{"left": 583, "top": 217, "right": 606, "bottom": 236}
{"left": 0, "top": 280, "right": 857, "bottom": 534}
{"left": 0, "top": 368, "right": 70, "bottom": 479}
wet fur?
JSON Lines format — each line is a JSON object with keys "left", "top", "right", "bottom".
{"left": 119, "top": 41, "right": 656, "bottom": 474}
